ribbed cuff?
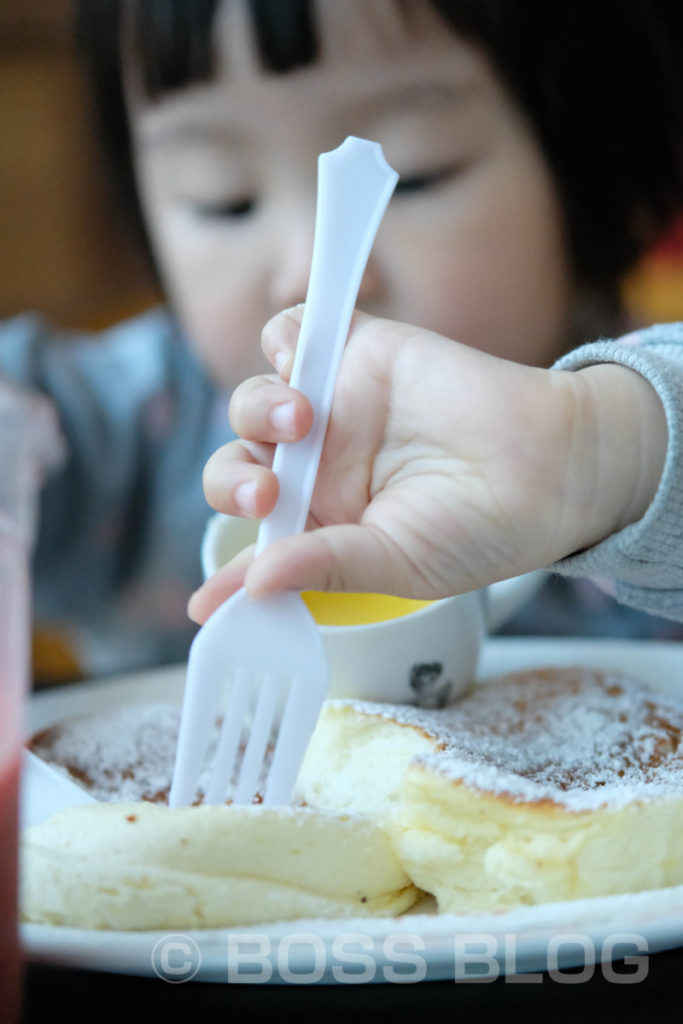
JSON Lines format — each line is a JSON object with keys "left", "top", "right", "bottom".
{"left": 548, "top": 325, "right": 683, "bottom": 615}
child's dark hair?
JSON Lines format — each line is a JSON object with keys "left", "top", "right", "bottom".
{"left": 76, "top": 0, "right": 683, "bottom": 297}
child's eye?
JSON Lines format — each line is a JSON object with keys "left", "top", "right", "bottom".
{"left": 394, "top": 166, "right": 458, "bottom": 195}
{"left": 192, "top": 197, "right": 257, "bottom": 220}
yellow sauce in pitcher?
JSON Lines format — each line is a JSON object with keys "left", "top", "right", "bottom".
{"left": 301, "top": 591, "right": 433, "bottom": 627}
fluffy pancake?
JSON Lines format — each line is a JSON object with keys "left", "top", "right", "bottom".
{"left": 25, "top": 665, "right": 683, "bottom": 922}
{"left": 21, "top": 802, "right": 417, "bottom": 929}
{"left": 29, "top": 702, "right": 212, "bottom": 804}
{"left": 23, "top": 703, "right": 420, "bottom": 928}
{"left": 296, "top": 667, "right": 683, "bottom": 911}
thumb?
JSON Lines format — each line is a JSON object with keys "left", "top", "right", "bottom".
{"left": 187, "top": 543, "right": 255, "bottom": 623}
{"left": 243, "top": 523, "right": 420, "bottom": 599}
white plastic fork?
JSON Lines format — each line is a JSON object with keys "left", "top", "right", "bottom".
{"left": 169, "top": 137, "right": 398, "bottom": 808}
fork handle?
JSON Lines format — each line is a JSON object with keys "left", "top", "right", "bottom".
{"left": 254, "top": 137, "right": 398, "bottom": 556}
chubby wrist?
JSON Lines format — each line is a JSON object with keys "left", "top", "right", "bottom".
{"left": 565, "top": 363, "right": 667, "bottom": 551}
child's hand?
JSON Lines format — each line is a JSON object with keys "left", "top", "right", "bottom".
{"left": 189, "top": 309, "right": 666, "bottom": 623}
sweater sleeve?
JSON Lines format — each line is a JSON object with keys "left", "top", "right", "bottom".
{"left": 549, "top": 321, "right": 683, "bottom": 622}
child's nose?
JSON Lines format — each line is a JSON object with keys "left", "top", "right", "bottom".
{"left": 268, "top": 210, "right": 383, "bottom": 311}
{"left": 268, "top": 219, "right": 314, "bottom": 310}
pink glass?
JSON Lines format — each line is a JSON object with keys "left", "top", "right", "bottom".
{"left": 0, "top": 383, "right": 62, "bottom": 1022}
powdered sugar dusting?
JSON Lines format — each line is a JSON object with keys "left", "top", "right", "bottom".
{"left": 333, "top": 667, "right": 683, "bottom": 811}
{"left": 30, "top": 703, "right": 211, "bottom": 803}
{"left": 30, "top": 667, "right": 683, "bottom": 814}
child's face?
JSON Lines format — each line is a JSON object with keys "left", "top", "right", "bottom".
{"left": 129, "top": 0, "right": 574, "bottom": 391}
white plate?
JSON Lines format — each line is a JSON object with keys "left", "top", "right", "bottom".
{"left": 20, "top": 637, "right": 683, "bottom": 984}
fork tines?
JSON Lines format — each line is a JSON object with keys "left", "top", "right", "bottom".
{"left": 204, "top": 669, "right": 284, "bottom": 805}
{"left": 171, "top": 665, "right": 321, "bottom": 808}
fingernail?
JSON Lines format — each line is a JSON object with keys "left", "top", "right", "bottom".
{"left": 274, "top": 350, "right": 288, "bottom": 374}
{"left": 269, "top": 401, "right": 296, "bottom": 437}
{"left": 234, "top": 479, "right": 258, "bottom": 516}
{"left": 187, "top": 591, "right": 201, "bottom": 622}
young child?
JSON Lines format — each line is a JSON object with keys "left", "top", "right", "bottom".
{"left": 3, "top": 0, "right": 683, "bottom": 682}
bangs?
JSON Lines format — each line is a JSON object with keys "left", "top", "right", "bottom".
{"left": 76, "top": 0, "right": 683, "bottom": 296}
{"left": 73, "top": 0, "right": 321, "bottom": 274}
{"left": 127, "top": 0, "right": 319, "bottom": 99}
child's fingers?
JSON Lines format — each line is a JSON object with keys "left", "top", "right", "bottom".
{"left": 243, "top": 523, "right": 423, "bottom": 600}
{"left": 229, "top": 373, "right": 313, "bottom": 443}
{"left": 203, "top": 440, "right": 279, "bottom": 519}
{"left": 187, "top": 544, "right": 255, "bottom": 623}
{"left": 261, "top": 307, "right": 376, "bottom": 380}
{"left": 261, "top": 306, "right": 304, "bottom": 380}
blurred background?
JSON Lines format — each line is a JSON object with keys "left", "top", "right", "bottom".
{"left": 0, "top": 0, "right": 681, "bottom": 332}
{"left": 0, "top": 0, "right": 160, "bottom": 331}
